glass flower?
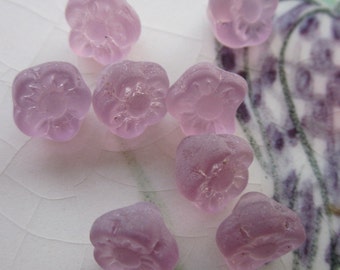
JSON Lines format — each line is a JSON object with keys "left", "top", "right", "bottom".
{"left": 207, "top": 0, "right": 279, "bottom": 48}
{"left": 176, "top": 134, "right": 253, "bottom": 212}
{"left": 216, "top": 192, "right": 306, "bottom": 270}
{"left": 92, "top": 60, "right": 169, "bottom": 139}
{"left": 65, "top": 0, "right": 141, "bottom": 65}
{"left": 166, "top": 63, "right": 247, "bottom": 136}
{"left": 90, "top": 202, "right": 179, "bottom": 270}
{"left": 12, "top": 62, "right": 92, "bottom": 141}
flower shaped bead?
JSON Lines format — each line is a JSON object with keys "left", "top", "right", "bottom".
{"left": 12, "top": 62, "right": 92, "bottom": 141}
{"left": 93, "top": 60, "right": 170, "bottom": 138}
{"left": 216, "top": 192, "right": 306, "bottom": 270}
{"left": 176, "top": 134, "right": 253, "bottom": 212}
{"left": 207, "top": 0, "right": 278, "bottom": 48}
{"left": 65, "top": 0, "right": 141, "bottom": 65}
{"left": 166, "top": 63, "right": 247, "bottom": 136}
{"left": 90, "top": 202, "right": 179, "bottom": 270}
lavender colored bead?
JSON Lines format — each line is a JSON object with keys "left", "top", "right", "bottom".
{"left": 176, "top": 134, "right": 253, "bottom": 212}
{"left": 216, "top": 192, "right": 306, "bottom": 270}
{"left": 93, "top": 60, "right": 169, "bottom": 138}
{"left": 65, "top": 0, "right": 141, "bottom": 65}
{"left": 12, "top": 62, "right": 91, "bottom": 141}
{"left": 90, "top": 202, "right": 179, "bottom": 270}
{"left": 207, "top": 0, "right": 278, "bottom": 48}
{"left": 166, "top": 63, "right": 247, "bottom": 135}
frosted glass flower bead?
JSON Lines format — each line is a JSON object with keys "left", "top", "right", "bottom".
{"left": 176, "top": 134, "right": 253, "bottom": 212}
{"left": 90, "top": 202, "right": 179, "bottom": 270}
{"left": 65, "top": 0, "right": 141, "bottom": 65}
{"left": 93, "top": 60, "right": 169, "bottom": 138}
{"left": 216, "top": 192, "right": 306, "bottom": 270}
{"left": 166, "top": 63, "right": 247, "bottom": 135}
{"left": 207, "top": 0, "right": 278, "bottom": 48}
{"left": 12, "top": 62, "right": 92, "bottom": 141}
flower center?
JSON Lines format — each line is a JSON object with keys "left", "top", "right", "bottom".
{"left": 127, "top": 93, "right": 151, "bottom": 117}
{"left": 195, "top": 94, "right": 223, "bottom": 120}
{"left": 114, "top": 247, "right": 141, "bottom": 268}
{"left": 250, "top": 242, "right": 277, "bottom": 259}
{"left": 85, "top": 20, "right": 107, "bottom": 43}
{"left": 41, "top": 92, "right": 66, "bottom": 118}
{"left": 209, "top": 162, "right": 233, "bottom": 191}
{"left": 240, "top": 0, "right": 262, "bottom": 23}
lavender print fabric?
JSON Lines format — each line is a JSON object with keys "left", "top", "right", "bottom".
{"left": 216, "top": 0, "right": 340, "bottom": 269}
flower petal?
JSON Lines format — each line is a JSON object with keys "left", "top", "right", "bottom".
{"left": 69, "top": 30, "right": 93, "bottom": 57}
{"left": 208, "top": 0, "right": 234, "bottom": 22}
{"left": 93, "top": 44, "right": 121, "bottom": 65}
{"left": 179, "top": 113, "right": 213, "bottom": 135}
{"left": 14, "top": 108, "right": 48, "bottom": 137}
{"left": 65, "top": 86, "right": 92, "bottom": 118}
{"left": 12, "top": 77, "right": 42, "bottom": 108}
{"left": 93, "top": 92, "right": 124, "bottom": 126}
{"left": 65, "top": 0, "right": 88, "bottom": 28}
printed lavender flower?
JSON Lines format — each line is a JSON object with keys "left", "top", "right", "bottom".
{"left": 93, "top": 60, "right": 169, "bottom": 139}
{"left": 65, "top": 0, "right": 141, "bottom": 65}
{"left": 166, "top": 63, "right": 247, "bottom": 136}
{"left": 12, "top": 62, "right": 92, "bottom": 141}
{"left": 90, "top": 202, "right": 179, "bottom": 270}
{"left": 176, "top": 134, "right": 253, "bottom": 212}
{"left": 207, "top": 0, "right": 278, "bottom": 48}
{"left": 216, "top": 192, "right": 306, "bottom": 270}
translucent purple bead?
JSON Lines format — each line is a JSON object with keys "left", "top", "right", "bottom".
{"left": 176, "top": 134, "right": 253, "bottom": 212}
{"left": 12, "top": 62, "right": 92, "bottom": 141}
{"left": 93, "top": 60, "right": 169, "bottom": 138}
{"left": 166, "top": 63, "right": 247, "bottom": 135}
{"left": 90, "top": 202, "right": 179, "bottom": 270}
{"left": 65, "top": 0, "right": 141, "bottom": 65}
{"left": 207, "top": 0, "right": 278, "bottom": 48}
{"left": 216, "top": 192, "right": 306, "bottom": 270}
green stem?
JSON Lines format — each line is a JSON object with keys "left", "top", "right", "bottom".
{"left": 122, "top": 151, "right": 164, "bottom": 209}
{"left": 278, "top": 8, "right": 334, "bottom": 216}
{"left": 237, "top": 121, "right": 268, "bottom": 170}
{"left": 292, "top": 250, "right": 301, "bottom": 270}
{"left": 242, "top": 48, "right": 282, "bottom": 200}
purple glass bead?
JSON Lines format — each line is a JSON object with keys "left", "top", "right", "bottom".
{"left": 92, "top": 60, "right": 169, "bottom": 139}
{"left": 166, "top": 63, "right": 247, "bottom": 135}
{"left": 216, "top": 192, "right": 306, "bottom": 270}
{"left": 12, "top": 62, "right": 92, "bottom": 141}
{"left": 90, "top": 202, "right": 179, "bottom": 270}
{"left": 207, "top": 0, "right": 278, "bottom": 48}
{"left": 176, "top": 134, "right": 253, "bottom": 212}
{"left": 65, "top": 0, "right": 141, "bottom": 65}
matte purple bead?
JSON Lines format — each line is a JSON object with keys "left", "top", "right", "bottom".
{"left": 93, "top": 60, "right": 169, "bottom": 138}
{"left": 166, "top": 63, "right": 247, "bottom": 135}
{"left": 176, "top": 134, "right": 253, "bottom": 212}
{"left": 207, "top": 0, "right": 278, "bottom": 48}
{"left": 12, "top": 62, "right": 92, "bottom": 141}
{"left": 90, "top": 202, "right": 179, "bottom": 270}
{"left": 65, "top": 0, "right": 141, "bottom": 65}
{"left": 216, "top": 192, "right": 306, "bottom": 270}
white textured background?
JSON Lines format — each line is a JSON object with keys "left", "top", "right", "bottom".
{"left": 0, "top": 1, "right": 273, "bottom": 269}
